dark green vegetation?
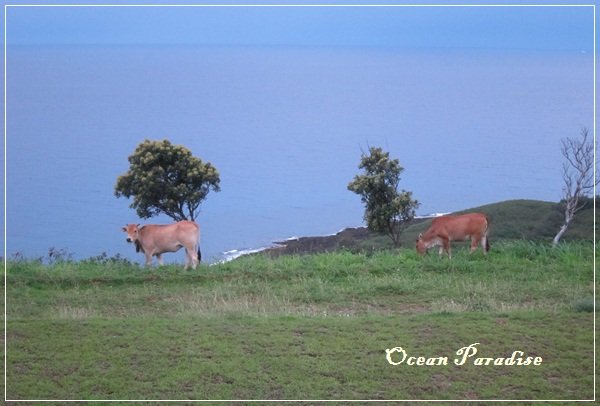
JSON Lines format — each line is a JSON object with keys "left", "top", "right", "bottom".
{"left": 4, "top": 236, "right": 595, "bottom": 400}
{"left": 348, "top": 146, "right": 420, "bottom": 246}
{"left": 115, "top": 139, "right": 220, "bottom": 222}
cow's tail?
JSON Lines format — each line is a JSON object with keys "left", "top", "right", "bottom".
{"left": 194, "top": 221, "right": 202, "bottom": 264}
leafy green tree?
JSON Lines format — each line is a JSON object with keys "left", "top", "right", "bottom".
{"left": 115, "top": 139, "right": 220, "bottom": 221}
{"left": 348, "top": 147, "right": 419, "bottom": 246}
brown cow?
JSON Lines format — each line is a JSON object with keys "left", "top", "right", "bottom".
{"left": 416, "top": 213, "right": 489, "bottom": 258}
{"left": 122, "top": 221, "right": 201, "bottom": 269}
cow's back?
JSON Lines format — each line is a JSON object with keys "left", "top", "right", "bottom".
{"left": 426, "top": 213, "right": 488, "bottom": 239}
{"left": 139, "top": 221, "right": 199, "bottom": 253}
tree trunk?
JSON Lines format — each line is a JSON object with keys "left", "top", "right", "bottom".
{"left": 553, "top": 127, "right": 596, "bottom": 247}
{"left": 552, "top": 209, "right": 574, "bottom": 247}
{"left": 552, "top": 223, "right": 569, "bottom": 247}
{"left": 387, "top": 221, "right": 401, "bottom": 247}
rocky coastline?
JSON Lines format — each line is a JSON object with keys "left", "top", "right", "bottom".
{"left": 262, "top": 217, "right": 432, "bottom": 257}
{"left": 264, "top": 227, "right": 373, "bottom": 257}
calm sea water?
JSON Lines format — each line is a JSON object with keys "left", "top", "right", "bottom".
{"left": 5, "top": 45, "right": 594, "bottom": 263}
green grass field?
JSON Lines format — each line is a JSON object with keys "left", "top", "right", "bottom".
{"left": 3, "top": 240, "right": 595, "bottom": 401}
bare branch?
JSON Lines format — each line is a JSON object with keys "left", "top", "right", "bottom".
{"left": 553, "top": 127, "right": 596, "bottom": 246}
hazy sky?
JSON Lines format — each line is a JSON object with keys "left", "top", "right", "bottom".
{"left": 4, "top": 3, "right": 595, "bottom": 52}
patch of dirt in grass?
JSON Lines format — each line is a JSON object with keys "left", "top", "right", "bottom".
{"left": 211, "top": 374, "right": 234, "bottom": 385}
{"left": 318, "top": 302, "right": 429, "bottom": 317}
{"left": 464, "top": 391, "right": 479, "bottom": 399}
{"left": 430, "top": 373, "right": 452, "bottom": 391}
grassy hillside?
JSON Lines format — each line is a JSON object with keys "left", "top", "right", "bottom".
{"left": 271, "top": 199, "right": 594, "bottom": 255}
{"left": 407, "top": 199, "right": 593, "bottom": 245}
{"left": 4, "top": 240, "right": 595, "bottom": 400}
{"left": 400, "top": 199, "right": 590, "bottom": 246}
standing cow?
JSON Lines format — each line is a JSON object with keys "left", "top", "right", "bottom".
{"left": 416, "top": 213, "right": 490, "bottom": 258}
{"left": 122, "top": 220, "right": 201, "bottom": 269}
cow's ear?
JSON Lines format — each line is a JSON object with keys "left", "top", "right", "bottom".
{"left": 418, "top": 233, "right": 422, "bottom": 240}
{"left": 121, "top": 226, "right": 127, "bottom": 232}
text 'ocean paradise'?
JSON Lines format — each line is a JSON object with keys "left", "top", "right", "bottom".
{"left": 385, "top": 343, "right": 543, "bottom": 367}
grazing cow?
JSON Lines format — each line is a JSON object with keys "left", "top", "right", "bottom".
{"left": 416, "top": 213, "right": 490, "bottom": 258}
{"left": 122, "top": 221, "right": 201, "bottom": 269}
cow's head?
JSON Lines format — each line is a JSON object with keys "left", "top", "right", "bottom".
{"left": 415, "top": 233, "right": 427, "bottom": 255}
{"left": 122, "top": 224, "right": 141, "bottom": 244}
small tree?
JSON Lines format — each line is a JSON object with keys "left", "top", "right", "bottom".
{"left": 115, "top": 139, "right": 220, "bottom": 221}
{"left": 348, "top": 147, "right": 420, "bottom": 246}
{"left": 552, "top": 128, "right": 597, "bottom": 246}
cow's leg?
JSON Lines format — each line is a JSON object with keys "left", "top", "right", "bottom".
{"left": 144, "top": 252, "right": 153, "bottom": 267}
{"left": 183, "top": 247, "right": 197, "bottom": 270}
{"left": 442, "top": 238, "right": 451, "bottom": 259}
{"left": 481, "top": 234, "right": 489, "bottom": 255}
{"left": 190, "top": 246, "right": 199, "bottom": 270}
{"left": 470, "top": 236, "right": 479, "bottom": 254}
{"left": 156, "top": 253, "right": 164, "bottom": 266}
{"left": 435, "top": 238, "right": 446, "bottom": 257}
{"left": 183, "top": 249, "right": 191, "bottom": 270}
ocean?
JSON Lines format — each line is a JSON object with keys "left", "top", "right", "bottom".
{"left": 4, "top": 45, "right": 594, "bottom": 263}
